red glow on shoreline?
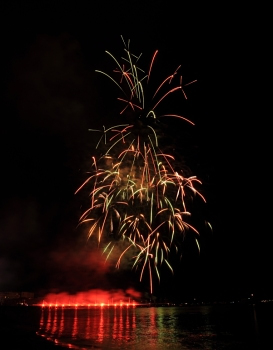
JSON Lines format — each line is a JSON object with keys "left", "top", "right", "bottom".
{"left": 36, "top": 301, "right": 138, "bottom": 308}
{"left": 36, "top": 288, "right": 141, "bottom": 308}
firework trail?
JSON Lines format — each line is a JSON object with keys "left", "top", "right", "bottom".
{"left": 76, "top": 36, "right": 209, "bottom": 294}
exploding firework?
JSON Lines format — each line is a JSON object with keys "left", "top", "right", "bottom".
{"left": 76, "top": 36, "right": 210, "bottom": 294}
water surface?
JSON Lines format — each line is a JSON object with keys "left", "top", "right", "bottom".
{"left": 37, "top": 303, "right": 272, "bottom": 349}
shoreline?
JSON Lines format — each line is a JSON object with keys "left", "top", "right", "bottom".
{"left": 1, "top": 303, "right": 272, "bottom": 349}
{"left": 0, "top": 305, "right": 69, "bottom": 350}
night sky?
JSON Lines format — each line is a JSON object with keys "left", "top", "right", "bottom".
{"left": 1, "top": 1, "right": 270, "bottom": 302}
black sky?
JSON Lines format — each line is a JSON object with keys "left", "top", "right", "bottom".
{"left": 0, "top": 1, "right": 270, "bottom": 301}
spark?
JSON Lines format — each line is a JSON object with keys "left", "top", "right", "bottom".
{"left": 76, "top": 36, "right": 210, "bottom": 294}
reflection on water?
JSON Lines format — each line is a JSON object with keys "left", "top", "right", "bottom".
{"left": 37, "top": 305, "right": 263, "bottom": 350}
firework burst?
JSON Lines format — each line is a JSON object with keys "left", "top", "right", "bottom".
{"left": 76, "top": 36, "right": 209, "bottom": 294}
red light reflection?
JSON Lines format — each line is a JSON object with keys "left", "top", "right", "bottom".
{"left": 38, "top": 305, "right": 137, "bottom": 347}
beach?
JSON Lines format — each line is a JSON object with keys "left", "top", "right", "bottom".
{"left": 0, "top": 306, "right": 69, "bottom": 350}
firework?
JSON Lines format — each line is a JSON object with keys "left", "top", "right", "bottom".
{"left": 76, "top": 36, "right": 209, "bottom": 294}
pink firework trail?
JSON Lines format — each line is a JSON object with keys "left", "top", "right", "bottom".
{"left": 76, "top": 36, "right": 210, "bottom": 294}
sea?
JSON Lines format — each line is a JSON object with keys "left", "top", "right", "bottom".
{"left": 35, "top": 302, "right": 272, "bottom": 350}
